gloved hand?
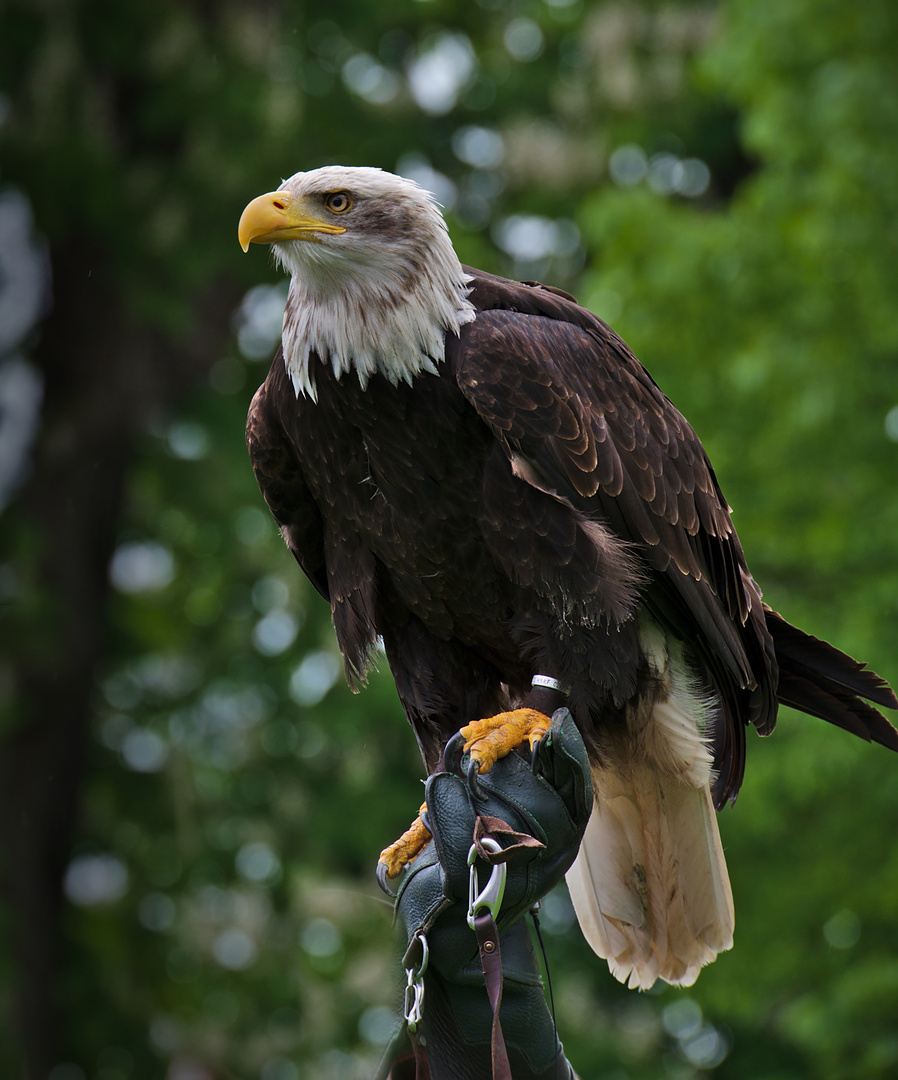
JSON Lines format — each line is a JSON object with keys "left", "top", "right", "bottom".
{"left": 377, "top": 708, "right": 592, "bottom": 1080}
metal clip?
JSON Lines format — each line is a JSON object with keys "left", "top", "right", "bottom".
{"left": 467, "top": 836, "right": 507, "bottom": 930}
{"left": 403, "top": 932, "right": 429, "bottom": 1034}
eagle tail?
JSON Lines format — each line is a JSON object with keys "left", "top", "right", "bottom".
{"left": 566, "top": 763, "right": 734, "bottom": 990}
{"left": 566, "top": 625, "right": 734, "bottom": 989}
{"left": 766, "top": 608, "right": 898, "bottom": 750}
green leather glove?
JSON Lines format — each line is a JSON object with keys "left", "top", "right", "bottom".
{"left": 377, "top": 707, "right": 591, "bottom": 1080}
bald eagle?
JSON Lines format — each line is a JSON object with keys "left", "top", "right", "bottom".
{"left": 239, "top": 166, "right": 898, "bottom": 989}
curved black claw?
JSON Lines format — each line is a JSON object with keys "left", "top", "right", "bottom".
{"left": 465, "top": 753, "right": 484, "bottom": 799}
{"left": 529, "top": 708, "right": 563, "bottom": 775}
{"left": 376, "top": 860, "right": 398, "bottom": 897}
{"left": 530, "top": 735, "right": 548, "bottom": 776}
{"left": 443, "top": 730, "right": 467, "bottom": 775}
{"left": 444, "top": 728, "right": 484, "bottom": 798}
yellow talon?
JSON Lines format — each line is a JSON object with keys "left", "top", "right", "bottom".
{"left": 377, "top": 709, "right": 552, "bottom": 878}
{"left": 378, "top": 802, "right": 431, "bottom": 879}
{"left": 459, "top": 708, "right": 552, "bottom": 774}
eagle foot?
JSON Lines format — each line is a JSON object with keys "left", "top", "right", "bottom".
{"left": 376, "top": 710, "right": 552, "bottom": 886}
{"left": 459, "top": 708, "right": 553, "bottom": 775}
{"left": 377, "top": 802, "right": 431, "bottom": 887}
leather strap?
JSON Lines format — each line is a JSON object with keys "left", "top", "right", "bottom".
{"left": 473, "top": 912, "right": 512, "bottom": 1080}
{"left": 412, "top": 1034, "right": 430, "bottom": 1079}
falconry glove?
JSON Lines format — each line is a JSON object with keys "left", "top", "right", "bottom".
{"left": 377, "top": 707, "right": 592, "bottom": 1080}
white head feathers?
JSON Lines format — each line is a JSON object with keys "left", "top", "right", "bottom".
{"left": 270, "top": 166, "right": 475, "bottom": 400}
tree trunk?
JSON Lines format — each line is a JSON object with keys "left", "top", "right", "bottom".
{"left": 0, "top": 236, "right": 239, "bottom": 1078}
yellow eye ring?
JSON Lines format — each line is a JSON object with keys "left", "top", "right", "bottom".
{"left": 325, "top": 191, "right": 353, "bottom": 214}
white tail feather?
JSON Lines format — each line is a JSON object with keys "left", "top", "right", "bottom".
{"left": 566, "top": 766, "right": 733, "bottom": 989}
{"left": 566, "top": 622, "right": 735, "bottom": 989}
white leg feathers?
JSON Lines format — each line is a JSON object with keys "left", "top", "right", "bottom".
{"left": 566, "top": 622, "right": 735, "bottom": 989}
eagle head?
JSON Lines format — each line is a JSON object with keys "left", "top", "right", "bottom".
{"left": 238, "top": 166, "right": 474, "bottom": 399}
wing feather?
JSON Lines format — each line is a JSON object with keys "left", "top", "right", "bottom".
{"left": 449, "top": 296, "right": 775, "bottom": 798}
{"left": 246, "top": 358, "right": 329, "bottom": 600}
{"left": 452, "top": 307, "right": 756, "bottom": 629}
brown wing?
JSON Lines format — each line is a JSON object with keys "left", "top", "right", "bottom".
{"left": 462, "top": 270, "right": 897, "bottom": 782}
{"left": 450, "top": 285, "right": 776, "bottom": 802}
{"left": 246, "top": 352, "right": 329, "bottom": 601}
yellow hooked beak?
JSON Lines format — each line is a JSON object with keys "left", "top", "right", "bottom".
{"left": 238, "top": 191, "right": 346, "bottom": 252}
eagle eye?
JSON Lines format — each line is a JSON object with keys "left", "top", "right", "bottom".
{"left": 325, "top": 191, "right": 353, "bottom": 214}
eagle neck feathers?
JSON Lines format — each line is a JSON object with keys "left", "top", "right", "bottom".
{"left": 279, "top": 228, "right": 475, "bottom": 401}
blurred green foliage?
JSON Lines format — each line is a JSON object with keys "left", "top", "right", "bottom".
{"left": 1, "top": 0, "right": 897, "bottom": 1077}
